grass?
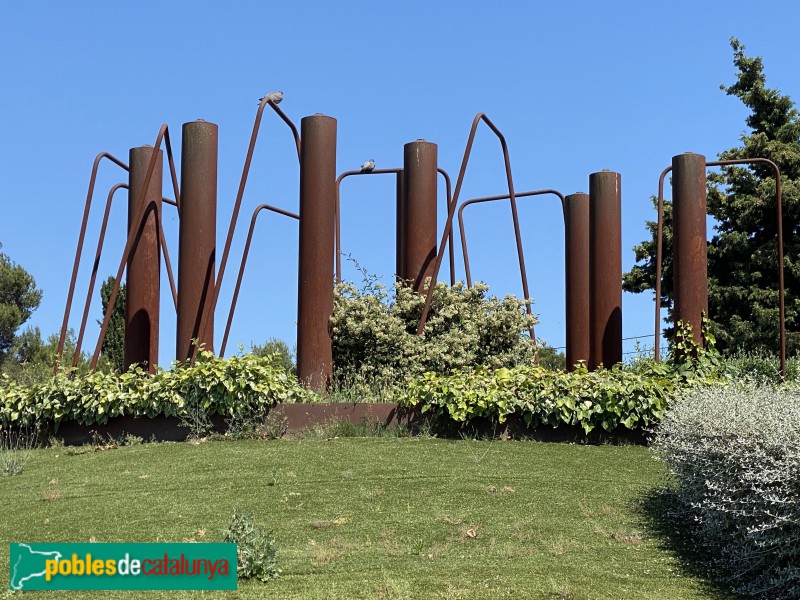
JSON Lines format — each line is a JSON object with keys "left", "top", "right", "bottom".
{"left": 0, "top": 437, "right": 735, "bottom": 599}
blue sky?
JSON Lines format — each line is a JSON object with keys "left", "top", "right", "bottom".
{"left": 2, "top": 1, "right": 799, "bottom": 364}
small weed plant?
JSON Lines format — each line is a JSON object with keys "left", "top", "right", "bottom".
{"left": 1, "top": 426, "right": 38, "bottom": 475}
{"left": 222, "top": 508, "right": 281, "bottom": 582}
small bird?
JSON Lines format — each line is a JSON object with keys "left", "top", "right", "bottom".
{"left": 360, "top": 159, "right": 376, "bottom": 173}
{"left": 259, "top": 91, "right": 284, "bottom": 105}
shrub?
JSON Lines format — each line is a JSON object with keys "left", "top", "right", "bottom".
{"left": 652, "top": 382, "right": 800, "bottom": 598}
{"left": 0, "top": 350, "right": 312, "bottom": 431}
{"left": 222, "top": 508, "right": 280, "bottom": 582}
{"left": 400, "top": 362, "right": 680, "bottom": 434}
{"left": 250, "top": 338, "right": 295, "bottom": 375}
{"left": 331, "top": 277, "right": 537, "bottom": 385}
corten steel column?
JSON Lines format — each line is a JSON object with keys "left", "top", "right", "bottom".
{"left": 565, "top": 192, "right": 590, "bottom": 371}
{"left": 177, "top": 120, "right": 218, "bottom": 361}
{"left": 589, "top": 171, "right": 622, "bottom": 370}
{"left": 126, "top": 146, "right": 162, "bottom": 372}
{"left": 672, "top": 152, "right": 708, "bottom": 351}
{"left": 395, "top": 171, "right": 405, "bottom": 280}
{"left": 297, "top": 115, "right": 337, "bottom": 390}
{"left": 400, "top": 140, "right": 438, "bottom": 291}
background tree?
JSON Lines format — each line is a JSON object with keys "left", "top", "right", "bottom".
{"left": 0, "top": 244, "right": 42, "bottom": 362}
{"left": 99, "top": 276, "right": 126, "bottom": 372}
{"left": 250, "top": 338, "right": 295, "bottom": 374}
{"left": 623, "top": 38, "right": 800, "bottom": 355}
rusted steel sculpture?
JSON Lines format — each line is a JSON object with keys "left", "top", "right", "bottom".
{"left": 335, "top": 164, "right": 455, "bottom": 286}
{"left": 588, "top": 171, "right": 622, "bottom": 370}
{"left": 564, "top": 192, "right": 590, "bottom": 371}
{"left": 177, "top": 120, "right": 218, "bottom": 360}
{"left": 416, "top": 113, "right": 533, "bottom": 342}
{"left": 193, "top": 97, "right": 300, "bottom": 361}
{"left": 457, "top": 188, "right": 565, "bottom": 344}
{"left": 654, "top": 154, "right": 786, "bottom": 378}
{"left": 220, "top": 203, "right": 299, "bottom": 357}
{"left": 399, "top": 140, "right": 438, "bottom": 290}
{"left": 296, "top": 114, "right": 337, "bottom": 389}
{"left": 124, "top": 146, "right": 163, "bottom": 371}
{"left": 672, "top": 153, "right": 708, "bottom": 354}
{"left": 91, "top": 124, "right": 181, "bottom": 370}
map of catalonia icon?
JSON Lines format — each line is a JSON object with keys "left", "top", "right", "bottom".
{"left": 10, "top": 543, "right": 63, "bottom": 590}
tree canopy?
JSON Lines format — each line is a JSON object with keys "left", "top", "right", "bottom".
{"left": 0, "top": 244, "right": 42, "bottom": 361}
{"left": 623, "top": 38, "right": 800, "bottom": 355}
{"left": 100, "top": 276, "right": 126, "bottom": 372}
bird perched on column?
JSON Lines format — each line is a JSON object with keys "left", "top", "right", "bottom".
{"left": 360, "top": 159, "right": 376, "bottom": 173}
{"left": 259, "top": 91, "right": 284, "bottom": 105}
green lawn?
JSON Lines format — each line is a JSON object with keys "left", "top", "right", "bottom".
{"left": 1, "top": 437, "right": 733, "bottom": 599}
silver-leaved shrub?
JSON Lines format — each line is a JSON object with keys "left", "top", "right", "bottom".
{"left": 652, "top": 383, "right": 800, "bottom": 598}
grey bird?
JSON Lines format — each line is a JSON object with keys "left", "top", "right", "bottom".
{"left": 259, "top": 91, "right": 284, "bottom": 105}
{"left": 360, "top": 159, "right": 376, "bottom": 173}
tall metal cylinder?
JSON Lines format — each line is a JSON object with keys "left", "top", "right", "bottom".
{"left": 126, "top": 146, "right": 162, "bottom": 371}
{"left": 672, "top": 152, "right": 708, "bottom": 351}
{"left": 297, "top": 115, "right": 337, "bottom": 390}
{"left": 177, "top": 120, "right": 218, "bottom": 361}
{"left": 565, "top": 192, "right": 590, "bottom": 371}
{"left": 589, "top": 171, "right": 622, "bottom": 370}
{"left": 400, "top": 140, "right": 437, "bottom": 291}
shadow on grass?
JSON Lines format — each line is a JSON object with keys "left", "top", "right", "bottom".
{"left": 637, "top": 486, "right": 742, "bottom": 600}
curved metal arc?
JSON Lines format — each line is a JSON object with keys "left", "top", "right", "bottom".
{"left": 269, "top": 102, "right": 302, "bottom": 160}
{"left": 194, "top": 98, "right": 300, "bottom": 361}
{"left": 334, "top": 167, "right": 456, "bottom": 285}
{"left": 219, "top": 203, "right": 300, "bottom": 357}
{"left": 72, "top": 182, "right": 128, "bottom": 366}
{"left": 334, "top": 168, "right": 403, "bottom": 282}
{"left": 458, "top": 189, "right": 566, "bottom": 289}
{"left": 57, "top": 152, "right": 129, "bottom": 371}
{"left": 653, "top": 166, "right": 672, "bottom": 362}
{"left": 654, "top": 157, "right": 785, "bottom": 379}
{"left": 416, "top": 113, "right": 534, "bottom": 343}
{"left": 437, "top": 167, "right": 455, "bottom": 286}
{"left": 72, "top": 183, "right": 178, "bottom": 367}
{"left": 91, "top": 125, "right": 171, "bottom": 370}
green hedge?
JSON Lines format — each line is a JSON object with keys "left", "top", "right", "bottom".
{"left": 399, "top": 361, "right": 722, "bottom": 434}
{"left": 0, "top": 350, "right": 311, "bottom": 430}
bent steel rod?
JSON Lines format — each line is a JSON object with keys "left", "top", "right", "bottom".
{"left": 335, "top": 168, "right": 401, "bottom": 282}
{"left": 416, "top": 113, "right": 533, "bottom": 343}
{"left": 57, "top": 153, "right": 128, "bottom": 369}
{"left": 653, "top": 157, "right": 785, "bottom": 379}
{"left": 219, "top": 203, "right": 300, "bottom": 357}
{"left": 458, "top": 189, "right": 566, "bottom": 289}
{"left": 91, "top": 124, "right": 178, "bottom": 369}
{"left": 194, "top": 98, "right": 300, "bottom": 361}
{"left": 57, "top": 151, "right": 179, "bottom": 371}
{"left": 335, "top": 168, "right": 455, "bottom": 285}
{"left": 71, "top": 183, "right": 178, "bottom": 367}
